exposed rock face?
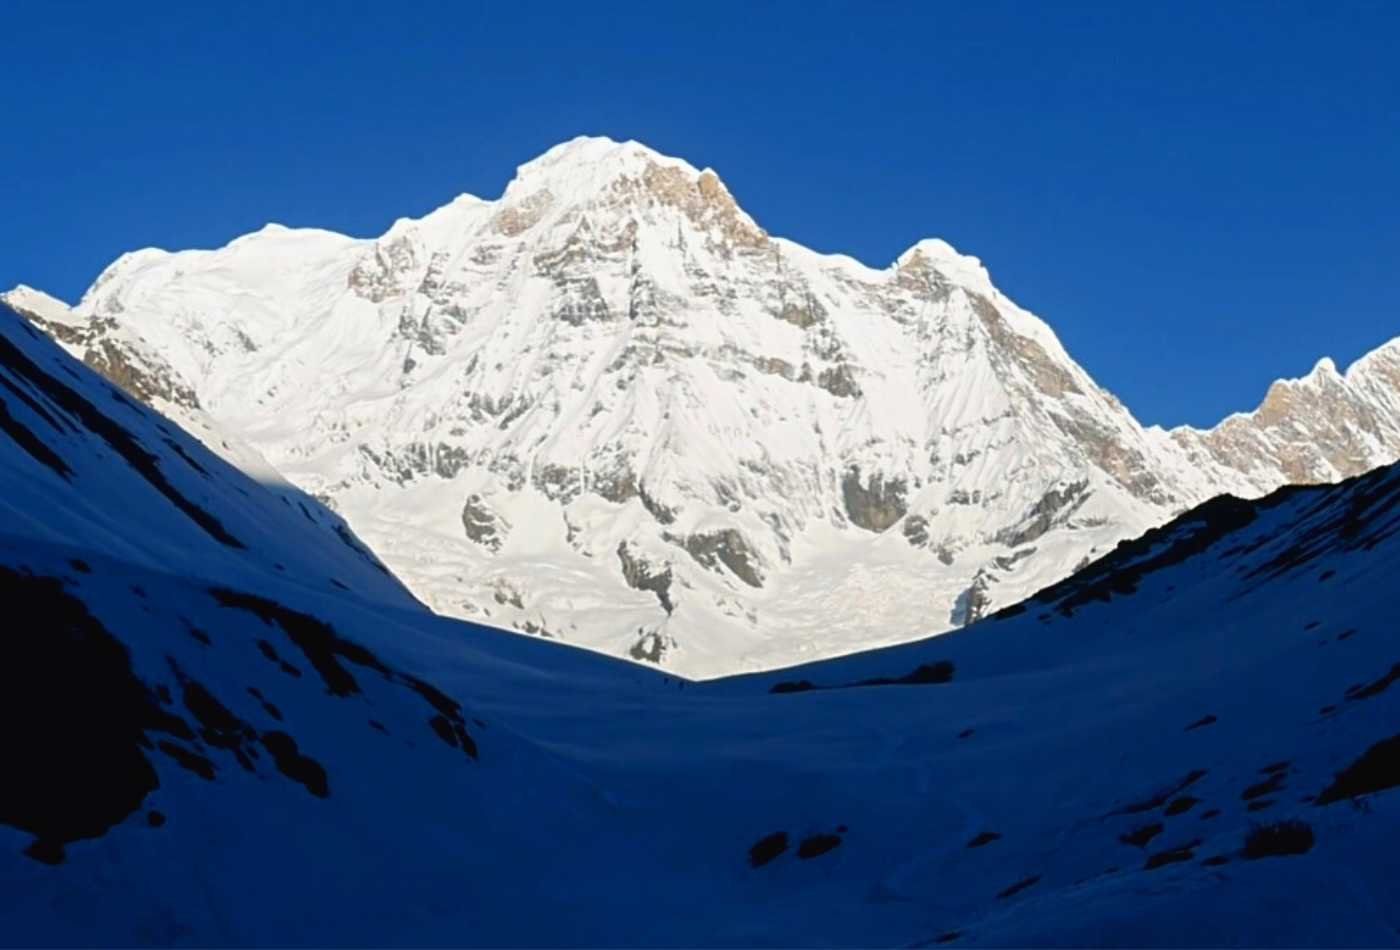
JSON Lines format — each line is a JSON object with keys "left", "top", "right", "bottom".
{"left": 461, "top": 495, "right": 509, "bottom": 552}
{"left": 491, "top": 579, "right": 525, "bottom": 609}
{"left": 349, "top": 233, "right": 420, "bottom": 302}
{"left": 951, "top": 570, "right": 995, "bottom": 627}
{"left": 951, "top": 548, "right": 1037, "bottom": 626}
{"left": 1, "top": 287, "right": 199, "bottom": 412}
{"left": 492, "top": 188, "right": 554, "bottom": 237}
{"left": 675, "top": 529, "right": 764, "bottom": 588}
{"left": 617, "top": 542, "right": 674, "bottom": 615}
{"left": 970, "top": 293, "right": 1083, "bottom": 400}
{"left": 1167, "top": 346, "right": 1400, "bottom": 496}
{"left": 842, "top": 469, "right": 909, "bottom": 533}
{"left": 628, "top": 627, "right": 678, "bottom": 664}
{"left": 640, "top": 163, "right": 768, "bottom": 249}
{"left": 14, "top": 136, "right": 1400, "bottom": 677}
{"left": 994, "top": 481, "right": 1089, "bottom": 548}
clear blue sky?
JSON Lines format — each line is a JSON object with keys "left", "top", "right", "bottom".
{"left": 4, "top": 0, "right": 1396, "bottom": 427}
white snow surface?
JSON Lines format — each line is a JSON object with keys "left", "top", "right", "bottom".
{"left": 0, "top": 306, "right": 416, "bottom": 608}
{"left": 4, "top": 306, "right": 1400, "bottom": 946}
{"left": 11, "top": 136, "right": 1400, "bottom": 677}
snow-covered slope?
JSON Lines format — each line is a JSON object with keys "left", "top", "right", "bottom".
{"left": 11, "top": 136, "right": 1400, "bottom": 676}
{"left": 0, "top": 303, "right": 417, "bottom": 611}
{"left": 4, "top": 316, "right": 1400, "bottom": 945}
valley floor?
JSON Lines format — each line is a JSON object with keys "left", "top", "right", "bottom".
{"left": 5, "top": 461, "right": 1400, "bottom": 945}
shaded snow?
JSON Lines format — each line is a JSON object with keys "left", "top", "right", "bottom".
{"left": 3, "top": 304, "right": 1400, "bottom": 945}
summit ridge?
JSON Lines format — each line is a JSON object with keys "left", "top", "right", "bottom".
{"left": 9, "top": 137, "right": 1400, "bottom": 676}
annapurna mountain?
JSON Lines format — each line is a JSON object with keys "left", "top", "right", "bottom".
{"left": 6, "top": 295, "right": 1400, "bottom": 945}
{"left": 7, "top": 136, "right": 1400, "bottom": 676}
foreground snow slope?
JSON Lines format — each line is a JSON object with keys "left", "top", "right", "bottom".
{"left": 0, "top": 305, "right": 416, "bottom": 608}
{"left": 16, "top": 137, "right": 1398, "bottom": 675}
{"left": 4, "top": 305, "right": 1400, "bottom": 945}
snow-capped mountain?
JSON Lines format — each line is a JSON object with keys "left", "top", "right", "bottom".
{"left": 9, "top": 136, "right": 1400, "bottom": 676}
{"left": 6, "top": 306, "right": 1400, "bottom": 945}
{"left": 1164, "top": 344, "right": 1400, "bottom": 495}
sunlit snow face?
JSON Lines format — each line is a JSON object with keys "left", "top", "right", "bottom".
{"left": 12, "top": 136, "right": 1400, "bottom": 678}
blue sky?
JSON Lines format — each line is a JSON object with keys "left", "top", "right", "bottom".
{"left": 3, "top": 0, "right": 1396, "bottom": 427}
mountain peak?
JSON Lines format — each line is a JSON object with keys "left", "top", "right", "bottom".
{"left": 1310, "top": 355, "right": 1339, "bottom": 378}
{"left": 489, "top": 136, "right": 763, "bottom": 247}
{"left": 2, "top": 283, "right": 78, "bottom": 326}
{"left": 504, "top": 136, "right": 700, "bottom": 200}
{"left": 896, "top": 237, "right": 995, "bottom": 298}
{"left": 24, "top": 141, "right": 1400, "bottom": 678}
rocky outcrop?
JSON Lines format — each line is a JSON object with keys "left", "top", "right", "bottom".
{"left": 951, "top": 571, "right": 995, "bottom": 627}
{"left": 902, "top": 514, "right": 930, "bottom": 548}
{"left": 82, "top": 329, "right": 201, "bottom": 411}
{"left": 970, "top": 294, "right": 1082, "bottom": 399}
{"left": 951, "top": 548, "right": 1037, "bottom": 626}
{"left": 673, "top": 529, "right": 764, "bottom": 588}
{"left": 628, "top": 627, "right": 678, "bottom": 664}
{"left": 638, "top": 163, "right": 767, "bottom": 250}
{"left": 492, "top": 188, "right": 555, "bottom": 237}
{"left": 994, "top": 481, "right": 1090, "bottom": 547}
{"left": 349, "top": 233, "right": 419, "bottom": 302}
{"left": 842, "top": 469, "right": 908, "bottom": 533}
{"left": 3, "top": 292, "right": 200, "bottom": 413}
{"left": 461, "top": 495, "right": 510, "bottom": 552}
{"left": 774, "top": 292, "right": 827, "bottom": 329}
{"left": 816, "top": 363, "right": 861, "bottom": 399}
{"left": 1169, "top": 345, "right": 1400, "bottom": 496}
{"left": 617, "top": 542, "right": 674, "bottom": 614}
{"left": 491, "top": 579, "right": 525, "bottom": 609}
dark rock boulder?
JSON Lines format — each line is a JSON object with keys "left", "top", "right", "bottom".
{"left": 842, "top": 468, "right": 908, "bottom": 533}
